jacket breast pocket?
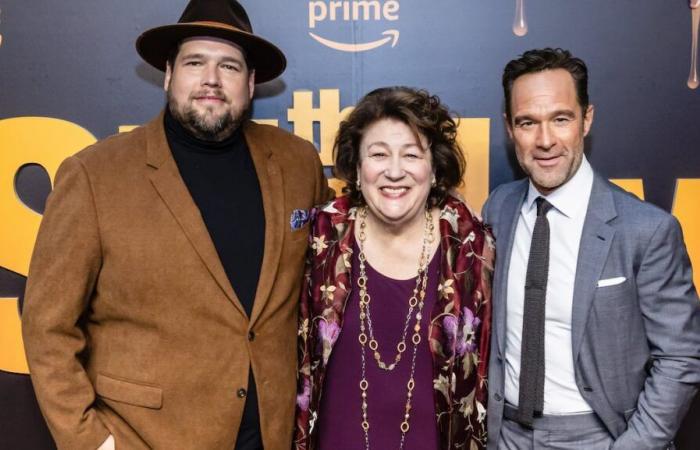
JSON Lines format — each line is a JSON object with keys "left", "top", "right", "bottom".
{"left": 96, "top": 373, "right": 162, "bottom": 409}
{"left": 594, "top": 279, "right": 634, "bottom": 310}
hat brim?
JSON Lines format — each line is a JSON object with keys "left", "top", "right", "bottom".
{"left": 135, "top": 22, "right": 286, "bottom": 83}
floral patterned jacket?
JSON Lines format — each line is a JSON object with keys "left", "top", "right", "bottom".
{"left": 294, "top": 194, "right": 494, "bottom": 450}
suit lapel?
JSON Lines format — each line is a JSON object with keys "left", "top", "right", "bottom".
{"left": 244, "top": 123, "right": 285, "bottom": 328}
{"left": 145, "top": 112, "right": 245, "bottom": 315}
{"left": 571, "top": 175, "right": 617, "bottom": 361}
{"left": 494, "top": 182, "right": 528, "bottom": 357}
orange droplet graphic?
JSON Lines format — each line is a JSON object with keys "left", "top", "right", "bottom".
{"left": 689, "top": 7, "right": 700, "bottom": 89}
{"left": 513, "top": 0, "right": 528, "bottom": 36}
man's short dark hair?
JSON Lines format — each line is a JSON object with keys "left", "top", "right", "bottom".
{"left": 502, "top": 48, "right": 589, "bottom": 122}
{"left": 333, "top": 86, "right": 466, "bottom": 208}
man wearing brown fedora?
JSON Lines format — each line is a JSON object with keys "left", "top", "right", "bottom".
{"left": 21, "top": 1, "right": 331, "bottom": 449}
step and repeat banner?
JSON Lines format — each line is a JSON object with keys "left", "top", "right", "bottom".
{"left": 1, "top": 1, "right": 699, "bottom": 448}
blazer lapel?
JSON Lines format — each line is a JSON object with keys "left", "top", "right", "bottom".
{"left": 145, "top": 112, "right": 244, "bottom": 316}
{"left": 571, "top": 174, "right": 617, "bottom": 361}
{"left": 494, "top": 182, "right": 528, "bottom": 357}
{"left": 244, "top": 123, "right": 285, "bottom": 328}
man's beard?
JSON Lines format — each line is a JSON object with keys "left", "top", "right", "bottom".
{"left": 167, "top": 91, "right": 250, "bottom": 142}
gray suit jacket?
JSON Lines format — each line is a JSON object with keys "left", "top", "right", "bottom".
{"left": 482, "top": 173, "right": 700, "bottom": 450}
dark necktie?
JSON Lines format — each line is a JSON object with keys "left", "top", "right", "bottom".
{"left": 516, "top": 197, "right": 553, "bottom": 427}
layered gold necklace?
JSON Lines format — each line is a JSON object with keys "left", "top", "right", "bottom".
{"left": 356, "top": 206, "right": 435, "bottom": 450}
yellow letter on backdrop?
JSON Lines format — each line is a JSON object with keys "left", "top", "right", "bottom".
{"left": 455, "top": 118, "right": 490, "bottom": 213}
{"left": 610, "top": 179, "right": 645, "bottom": 200}
{"left": 288, "top": 89, "right": 354, "bottom": 165}
{"left": 0, "top": 117, "right": 96, "bottom": 373}
{"left": 0, "top": 298, "right": 28, "bottom": 373}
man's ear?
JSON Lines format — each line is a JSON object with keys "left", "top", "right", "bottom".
{"left": 503, "top": 113, "right": 514, "bottom": 140}
{"left": 164, "top": 62, "right": 172, "bottom": 92}
{"left": 583, "top": 104, "right": 595, "bottom": 137}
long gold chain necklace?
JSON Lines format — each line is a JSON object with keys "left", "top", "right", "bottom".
{"left": 356, "top": 206, "right": 434, "bottom": 450}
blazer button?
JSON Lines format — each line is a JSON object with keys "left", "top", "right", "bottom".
{"left": 248, "top": 331, "right": 256, "bottom": 342}
{"left": 237, "top": 388, "right": 247, "bottom": 398}
{"left": 494, "top": 393, "right": 503, "bottom": 401}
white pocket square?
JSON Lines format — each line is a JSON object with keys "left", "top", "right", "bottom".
{"left": 597, "top": 277, "right": 626, "bottom": 288}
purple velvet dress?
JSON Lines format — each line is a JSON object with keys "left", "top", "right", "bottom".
{"left": 317, "top": 240, "right": 441, "bottom": 450}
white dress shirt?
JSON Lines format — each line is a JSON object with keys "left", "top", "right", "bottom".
{"left": 504, "top": 157, "right": 595, "bottom": 414}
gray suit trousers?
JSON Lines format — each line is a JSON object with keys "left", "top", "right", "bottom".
{"left": 497, "top": 405, "right": 613, "bottom": 450}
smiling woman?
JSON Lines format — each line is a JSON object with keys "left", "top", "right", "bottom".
{"left": 333, "top": 87, "right": 465, "bottom": 210}
{"left": 294, "top": 87, "right": 494, "bottom": 450}
{"left": 355, "top": 117, "right": 434, "bottom": 236}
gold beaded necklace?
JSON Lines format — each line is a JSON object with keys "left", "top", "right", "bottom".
{"left": 356, "top": 206, "right": 435, "bottom": 450}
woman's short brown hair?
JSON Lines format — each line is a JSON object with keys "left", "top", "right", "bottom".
{"left": 333, "top": 86, "right": 466, "bottom": 208}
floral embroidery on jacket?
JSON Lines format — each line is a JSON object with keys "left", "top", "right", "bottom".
{"left": 294, "top": 194, "right": 494, "bottom": 450}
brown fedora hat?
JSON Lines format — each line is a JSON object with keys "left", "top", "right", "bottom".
{"left": 135, "top": 0, "right": 286, "bottom": 83}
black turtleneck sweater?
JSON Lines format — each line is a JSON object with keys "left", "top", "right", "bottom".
{"left": 164, "top": 109, "right": 264, "bottom": 450}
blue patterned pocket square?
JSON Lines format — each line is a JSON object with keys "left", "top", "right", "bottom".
{"left": 290, "top": 208, "right": 310, "bottom": 231}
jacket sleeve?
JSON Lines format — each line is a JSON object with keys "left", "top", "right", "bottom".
{"left": 21, "top": 156, "right": 111, "bottom": 450}
{"left": 612, "top": 214, "right": 700, "bottom": 450}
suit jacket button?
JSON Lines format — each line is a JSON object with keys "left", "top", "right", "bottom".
{"left": 248, "top": 331, "right": 255, "bottom": 341}
{"left": 494, "top": 393, "right": 503, "bottom": 401}
{"left": 237, "top": 388, "right": 247, "bottom": 398}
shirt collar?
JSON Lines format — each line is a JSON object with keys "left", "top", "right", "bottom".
{"left": 523, "top": 156, "right": 594, "bottom": 219}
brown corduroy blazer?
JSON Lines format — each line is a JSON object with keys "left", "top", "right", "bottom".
{"left": 21, "top": 112, "right": 332, "bottom": 450}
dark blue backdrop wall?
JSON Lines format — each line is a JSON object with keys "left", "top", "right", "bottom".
{"left": 1, "top": 1, "right": 699, "bottom": 448}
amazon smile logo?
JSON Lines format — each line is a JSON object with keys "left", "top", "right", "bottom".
{"left": 308, "top": 0, "right": 400, "bottom": 52}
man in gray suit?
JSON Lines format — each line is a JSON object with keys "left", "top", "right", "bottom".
{"left": 483, "top": 48, "right": 700, "bottom": 450}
